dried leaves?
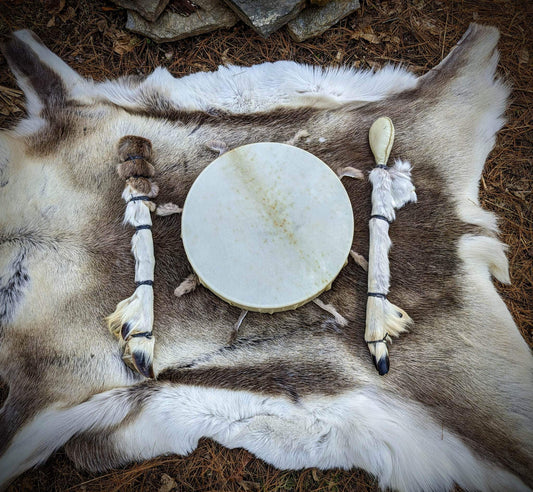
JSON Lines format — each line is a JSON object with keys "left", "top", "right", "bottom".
{"left": 112, "top": 32, "right": 142, "bottom": 55}
{"left": 44, "top": 0, "right": 76, "bottom": 27}
{"left": 411, "top": 16, "right": 441, "bottom": 36}
{"left": 351, "top": 25, "right": 381, "bottom": 44}
{"left": 43, "top": 0, "right": 65, "bottom": 15}
{"left": 0, "top": 85, "right": 23, "bottom": 116}
{"left": 351, "top": 25, "right": 401, "bottom": 46}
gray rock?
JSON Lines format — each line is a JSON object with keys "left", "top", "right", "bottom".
{"left": 222, "top": 0, "right": 306, "bottom": 37}
{"left": 287, "top": 0, "right": 360, "bottom": 42}
{"left": 112, "top": 0, "right": 169, "bottom": 22}
{"left": 126, "top": 0, "right": 238, "bottom": 43}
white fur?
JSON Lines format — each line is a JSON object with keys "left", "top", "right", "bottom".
{"left": 122, "top": 188, "right": 155, "bottom": 281}
{"left": 7, "top": 33, "right": 417, "bottom": 138}
{"left": 81, "top": 62, "right": 417, "bottom": 114}
{"left": 457, "top": 233, "right": 533, "bottom": 373}
{"left": 107, "top": 186, "right": 155, "bottom": 344}
{"left": 110, "top": 286, "right": 154, "bottom": 336}
{"left": 1, "top": 385, "right": 529, "bottom": 492}
{"left": 365, "top": 160, "right": 416, "bottom": 353}
{"left": 0, "top": 389, "right": 136, "bottom": 486}
{"left": 8, "top": 31, "right": 87, "bottom": 134}
{"left": 421, "top": 29, "right": 510, "bottom": 237}
{"left": 389, "top": 160, "right": 417, "bottom": 209}
{"left": 460, "top": 234, "right": 510, "bottom": 284}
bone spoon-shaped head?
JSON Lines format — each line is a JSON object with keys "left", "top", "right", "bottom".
{"left": 369, "top": 116, "right": 395, "bottom": 167}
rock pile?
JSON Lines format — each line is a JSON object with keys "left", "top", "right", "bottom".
{"left": 115, "top": 0, "right": 360, "bottom": 43}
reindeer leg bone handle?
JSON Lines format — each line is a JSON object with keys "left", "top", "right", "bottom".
{"left": 106, "top": 135, "right": 157, "bottom": 379}
{"left": 366, "top": 117, "right": 415, "bottom": 375}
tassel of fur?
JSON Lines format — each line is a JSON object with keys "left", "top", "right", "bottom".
{"left": 350, "top": 250, "right": 368, "bottom": 271}
{"left": 229, "top": 309, "right": 249, "bottom": 344}
{"left": 313, "top": 298, "right": 349, "bottom": 327}
{"left": 174, "top": 273, "right": 199, "bottom": 297}
{"left": 156, "top": 203, "right": 182, "bottom": 216}
{"left": 337, "top": 166, "right": 365, "bottom": 180}
{"left": 365, "top": 118, "right": 416, "bottom": 375}
{"left": 106, "top": 135, "right": 157, "bottom": 379}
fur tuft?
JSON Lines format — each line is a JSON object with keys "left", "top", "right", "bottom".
{"left": 126, "top": 177, "right": 154, "bottom": 195}
{"left": 383, "top": 300, "right": 412, "bottom": 337}
{"left": 118, "top": 135, "right": 152, "bottom": 161}
{"left": 365, "top": 297, "right": 410, "bottom": 342}
{"left": 459, "top": 234, "right": 511, "bottom": 284}
{"left": 313, "top": 298, "right": 349, "bottom": 327}
{"left": 349, "top": 250, "right": 368, "bottom": 271}
{"left": 106, "top": 286, "right": 154, "bottom": 340}
{"left": 117, "top": 160, "right": 155, "bottom": 180}
{"left": 174, "top": 273, "right": 199, "bottom": 297}
{"left": 338, "top": 166, "right": 365, "bottom": 180}
{"left": 389, "top": 159, "right": 417, "bottom": 208}
{"left": 156, "top": 202, "right": 183, "bottom": 216}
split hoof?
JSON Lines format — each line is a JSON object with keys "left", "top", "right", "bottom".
{"left": 121, "top": 322, "right": 133, "bottom": 340}
{"left": 130, "top": 349, "right": 155, "bottom": 379}
{"left": 122, "top": 331, "right": 155, "bottom": 379}
{"left": 367, "top": 338, "right": 391, "bottom": 376}
{"left": 373, "top": 353, "right": 390, "bottom": 376}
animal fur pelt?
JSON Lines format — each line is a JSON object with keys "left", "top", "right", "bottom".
{"left": 0, "top": 25, "right": 532, "bottom": 492}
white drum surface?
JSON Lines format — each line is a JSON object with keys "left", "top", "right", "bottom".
{"left": 181, "top": 142, "right": 354, "bottom": 313}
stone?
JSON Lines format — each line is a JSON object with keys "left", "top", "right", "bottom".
{"left": 222, "top": 0, "right": 305, "bottom": 37}
{"left": 126, "top": 0, "right": 238, "bottom": 43}
{"left": 287, "top": 0, "right": 360, "bottom": 42}
{"left": 112, "top": 0, "right": 169, "bottom": 22}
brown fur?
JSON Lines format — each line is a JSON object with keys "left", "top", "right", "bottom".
{"left": 117, "top": 160, "right": 155, "bottom": 180}
{"left": 117, "top": 135, "right": 153, "bottom": 161}
{"left": 0, "top": 25, "right": 531, "bottom": 489}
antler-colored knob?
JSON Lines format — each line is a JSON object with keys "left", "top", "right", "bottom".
{"left": 369, "top": 117, "right": 395, "bottom": 167}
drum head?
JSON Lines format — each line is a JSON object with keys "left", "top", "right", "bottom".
{"left": 181, "top": 142, "right": 354, "bottom": 313}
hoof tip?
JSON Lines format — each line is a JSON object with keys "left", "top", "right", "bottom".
{"left": 131, "top": 351, "right": 154, "bottom": 379}
{"left": 376, "top": 355, "right": 389, "bottom": 376}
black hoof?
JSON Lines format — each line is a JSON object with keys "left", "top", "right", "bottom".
{"left": 131, "top": 351, "right": 154, "bottom": 379}
{"left": 376, "top": 355, "right": 389, "bottom": 376}
{"left": 121, "top": 322, "right": 132, "bottom": 340}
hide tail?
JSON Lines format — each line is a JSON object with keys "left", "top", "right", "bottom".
{"left": 0, "top": 387, "right": 143, "bottom": 490}
{"left": 2, "top": 381, "right": 530, "bottom": 492}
